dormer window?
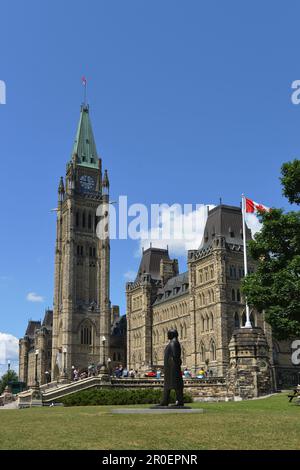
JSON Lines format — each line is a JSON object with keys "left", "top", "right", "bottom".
{"left": 229, "top": 227, "right": 234, "bottom": 237}
{"left": 204, "top": 230, "right": 209, "bottom": 243}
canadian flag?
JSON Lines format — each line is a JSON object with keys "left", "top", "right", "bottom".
{"left": 245, "top": 197, "right": 270, "bottom": 214}
{"left": 82, "top": 76, "right": 87, "bottom": 86}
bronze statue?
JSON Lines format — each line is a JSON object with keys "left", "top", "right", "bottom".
{"left": 160, "top": 329, "right": 184, "bottom": 406}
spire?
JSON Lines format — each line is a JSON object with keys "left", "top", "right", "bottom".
{"left": 58, "top": 177, "right": 65, "bottom": 202}
{"left": 58, "top": 176, "right": 65, "bottom": 193}
{"left": 72, "top": 104, "right": 98, "bottom": 168}
{"left": 102, "top": 169, "right": 110, "bottom": 193}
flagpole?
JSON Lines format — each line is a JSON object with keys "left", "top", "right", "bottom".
{"left": 241, "top": 194, "right": 252, "bottom": 328}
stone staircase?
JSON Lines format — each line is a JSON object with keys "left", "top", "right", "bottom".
{"left": 17, "top": 375, "right": 228, "bottom": 407}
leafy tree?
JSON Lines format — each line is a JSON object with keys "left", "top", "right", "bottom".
{"left": 0, "top": 370, "right": 18, "bottom": 395}
{"left": 242, "top": 160, "right": 300, "bottom": 340}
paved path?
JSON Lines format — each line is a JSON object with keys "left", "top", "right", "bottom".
{"left": 0, "top": 402, "right": 18, "bottom": 410}
{"left": 111, "top": 408, "right": 204, "bottom": 414}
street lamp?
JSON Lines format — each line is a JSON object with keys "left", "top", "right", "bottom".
{"left": 62, "top": 347, "right": 67, "bottom": 376}
{"left": 102, "top": 336, "right": 106, "bottom": 368}
{"left": 35, "top": 349, "right": 39, "bottom": 387}
{"left": 107, "top": 357, "right": 111, "bottom": 376}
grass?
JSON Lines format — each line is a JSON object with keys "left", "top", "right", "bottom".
{"left": 0, "top": 393, "right": 299, "bottom": 450}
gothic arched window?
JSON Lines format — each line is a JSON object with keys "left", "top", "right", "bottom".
{"left": 80, "top": 324, "right": 92, "bottom": 345}
{"left": 232, "top": 289, "right": 236, "bottom": 301}
{"left": 250, "top": 312, "right": 256, "bottom": 327}
{"left": 210, "top": 339, "right": 216, "bottom": 361}
{"left": 199, "top": 342, "right": 205, "bottom": 362}
{"left": 210, "top": 312, "right": 214, "bottom": 330}
{"left": 234, "top": 312, "right": 240, "bottom": 328}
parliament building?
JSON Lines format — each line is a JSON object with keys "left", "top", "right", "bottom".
{"left": 19, "top": 104, "right": 299, "bottom": 392}
{"left": 126, "top": 204, "right": 299, "bottom": 388}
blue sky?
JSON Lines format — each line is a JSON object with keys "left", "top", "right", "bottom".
{"left": 1, "top": 1, "right": 300, "bottom": 355}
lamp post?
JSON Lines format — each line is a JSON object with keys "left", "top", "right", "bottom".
{"left": 62, "top": 347, "right": 67, "bottom": 377}
{"left": 35, "top": 349, "right": 39, "bottom": 387}
{"left": 107, "top": 357, "right": 111, "bottom": 376}
{"left": 102, "top": 336, "right": 106, "bottom": 368}
{"left": 7, "top": 360, "right": 11, "bottom": 372}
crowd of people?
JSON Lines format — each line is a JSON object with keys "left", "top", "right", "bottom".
{"left": 67, "top": 363, "right": 213, "bottom": 381}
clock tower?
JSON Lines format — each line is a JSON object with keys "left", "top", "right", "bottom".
{"left": 51, "top": 104, "right": 111, "bottom": 380}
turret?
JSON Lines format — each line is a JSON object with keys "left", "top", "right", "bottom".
{"left": 102, "top": 169, "right": 109, "bottom": 196}
{"left": 58, "top": 177, "right": 65, "bottom": 202}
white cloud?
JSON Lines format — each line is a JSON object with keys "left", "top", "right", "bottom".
{"left": 26, "top": 292, "right": 44, "bottom": 303}
{"left": 137, "top": 204, "right": 215, "bottom": 257}
{"left": 124, "top": 270, "right": 136, "bottom": 281}
{"left": 0, "top": 332, "right": 19, "bottom": 375}
{"left": 135, "top": 203, "right": 263, "bottom": 258}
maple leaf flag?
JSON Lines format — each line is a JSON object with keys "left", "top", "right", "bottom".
{"left": 82, "top": 76, "right": 87, "bottom": 86}
{"left": 245, "top": 197, "right": 270, "bottom": 214}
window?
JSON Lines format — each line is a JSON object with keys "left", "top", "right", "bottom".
{"left": 210, "top": 312, "right": 214, "bottom": 330}
{"left": 234, "top": 312, "right": 240, "bottom": 328}
{"left": 82, "top": 212, "right": 86, "bottom": 228}
{"left": 237, "top": 289, "right": 241, "bottom": 302}
{"left": 88, "top": 213, "right": 92, "bottom": 229}
{"left": 210, "top": 339, "right": 216, "bottom": 361}
{"left": 199, "top": 342, "right": 205, "bottom": 362}
{"left": 76, "top": 212, "right": 79, "bottom": 227}
{"left": 232, "top": 289, "right": 236, "bottom": 301}
{"left": 80, "top": 325, "right": 92, "bottom": 345}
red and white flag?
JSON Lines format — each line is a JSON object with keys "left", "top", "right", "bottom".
{"left": 82, "top": 76, "right": 87, "bottom": 86}
{"left": 245, "top": 197, "right": 270, "bottom": 214}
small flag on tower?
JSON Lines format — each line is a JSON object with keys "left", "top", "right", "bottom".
{"left": 81, "top": 76, "right": 87, "bottom": 104}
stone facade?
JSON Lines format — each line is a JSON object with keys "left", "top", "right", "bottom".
{"left": 127, "top": 204, "right": 300, "bottom": 390}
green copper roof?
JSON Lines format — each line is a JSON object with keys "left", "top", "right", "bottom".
{"left": 72, "top": 105, "right": 98, "bottom": 168}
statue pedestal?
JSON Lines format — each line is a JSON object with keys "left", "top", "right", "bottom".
{"left": 151, "top": 405, "right": 191, "bottom": 410}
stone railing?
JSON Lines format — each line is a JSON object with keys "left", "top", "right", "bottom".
{"left": 18, "top": 375, "right": 229, "bottom": 406}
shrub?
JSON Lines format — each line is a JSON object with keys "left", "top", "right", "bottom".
{"left": 57, "top": 388, "right": 193, "bottom": 407}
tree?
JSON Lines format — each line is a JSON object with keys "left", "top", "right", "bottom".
{"left": 0, "top": 370, "right": 18, "bottom": 395}
{"left": 242, "top": 160, "right": 300, "bottom": 340}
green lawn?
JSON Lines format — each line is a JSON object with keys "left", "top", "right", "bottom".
{"left": 0, "top": 393, "right": 299, "bottom": 450}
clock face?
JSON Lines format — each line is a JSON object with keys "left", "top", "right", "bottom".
{"left": 80, "top": 175, "right": 95, "bottom": 191}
